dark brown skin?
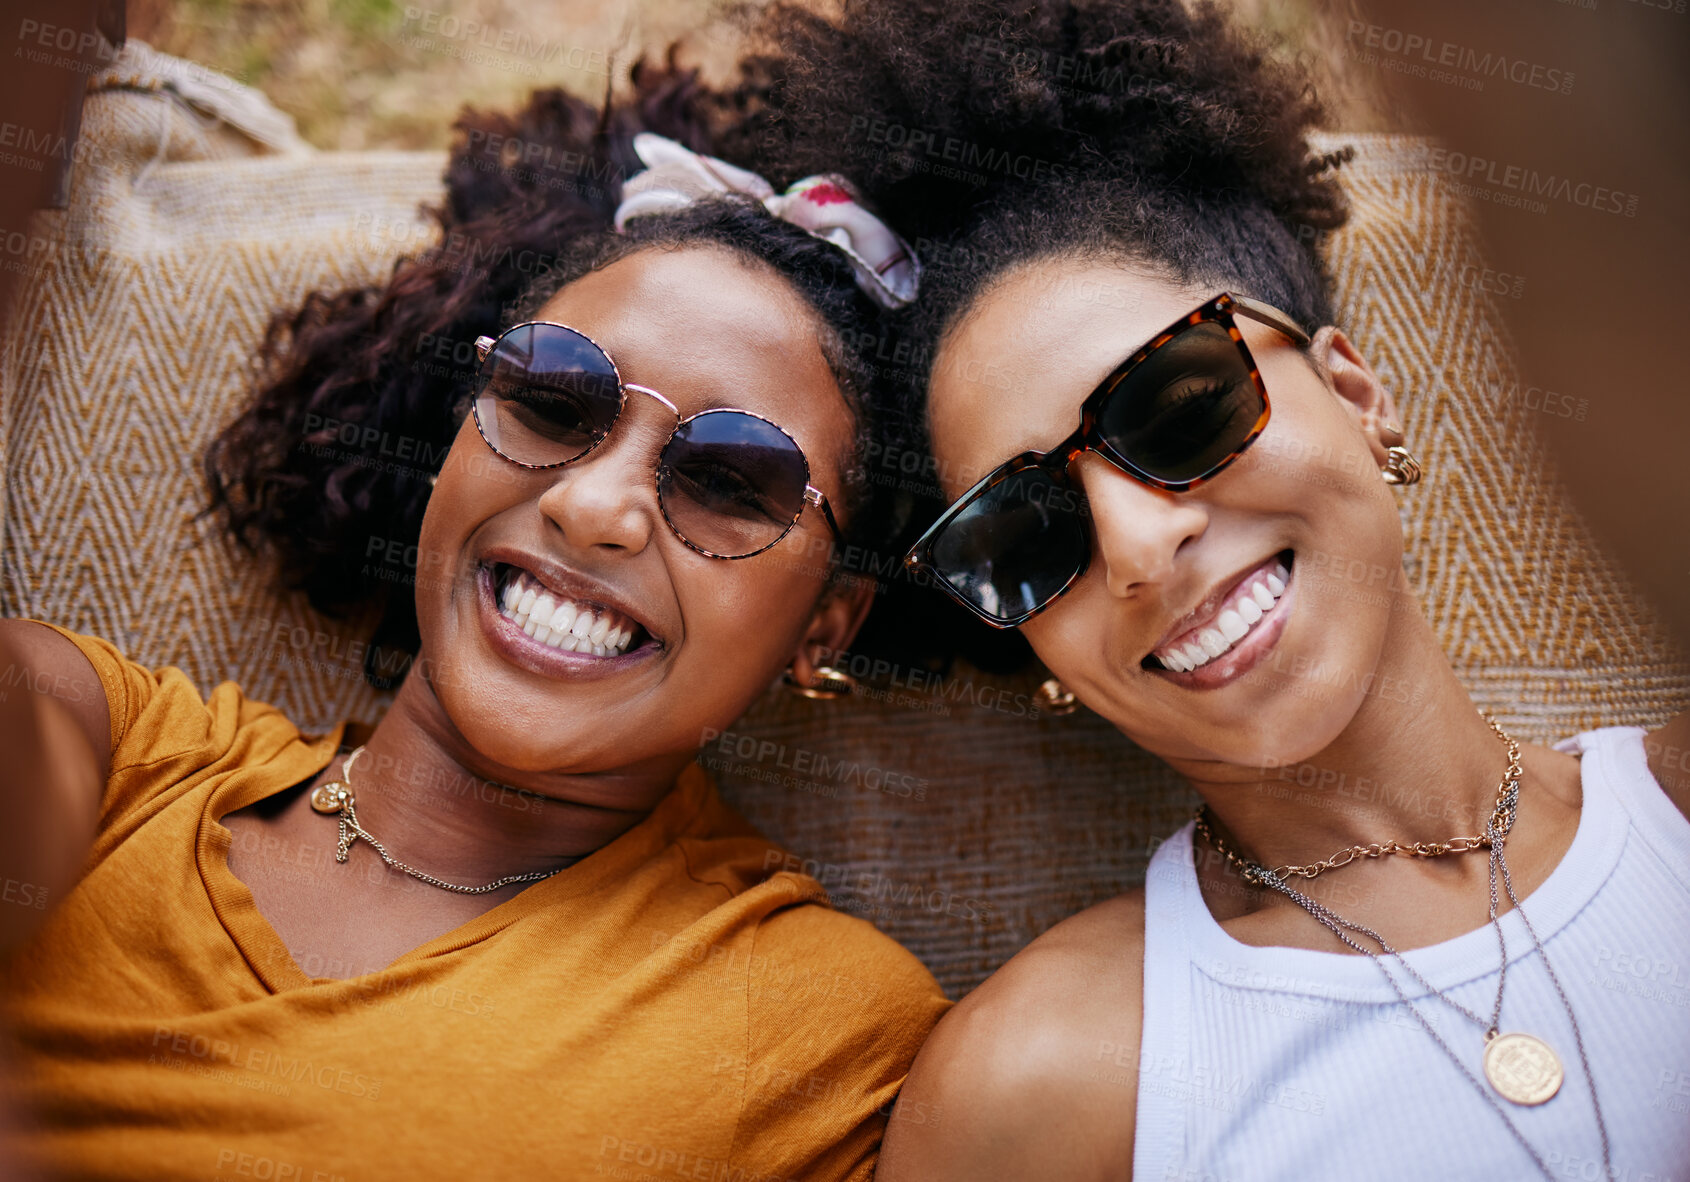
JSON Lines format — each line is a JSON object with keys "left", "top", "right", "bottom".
{"left": 0, "top": 243, "right": 872, "bottom": 980}
{"left": 877, "top": 257, "right": 1688, "bottom": 1180}
{"left": 0, "top": 624, "right": 105, "bottom": 954}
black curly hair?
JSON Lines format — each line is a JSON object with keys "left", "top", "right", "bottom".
{"left": 203, "top": 57, "right": 921, "bottom": 688}
{"left": 205, "top": 1, "right": 1353, "bottom": 684}
{"left": 740, "top": 0, "right": 1348, "bottom": 332}
{"left": 723, "top": 0, "right": 1352, "bottom": 668}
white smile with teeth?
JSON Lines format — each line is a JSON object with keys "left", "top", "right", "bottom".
{"left": 497, "top": 569, "right": 638, "bottom": 657}
{"left": 1154, "top": 560, "right": 1289, "bottom": 673}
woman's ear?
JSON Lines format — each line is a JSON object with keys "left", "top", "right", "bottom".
{"left": 786, "top": 574, "right": 875, "bottom": 690}
{"left": 1309, "top": 326, "right": 1404, "bottom": 468}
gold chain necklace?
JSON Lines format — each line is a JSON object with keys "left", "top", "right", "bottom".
{"left": 1193, "top": 715, "right": 1521, "bottom": 884}
{"left": 309, "top": 746, "right": 565, "bottom": 895}
{"left": 1190, "top": 717, "right": 1612, "bottom": 1179}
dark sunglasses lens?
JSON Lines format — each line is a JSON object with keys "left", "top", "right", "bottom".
{"left": 658, "top": 411, "right": 811, "bottom": 557}
{"left": 1097, "top": 320, "right": 1264, "bottom": 484}
{"left": 930, "top": 468, "right": 1088, "bottom": 623}
{"left": 474, "top": 323, "right": 622, "bottom": 465}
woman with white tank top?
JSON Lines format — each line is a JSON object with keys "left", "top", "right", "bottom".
{"left": 742, "top": 2, "right": 1690, "bottom": 1178}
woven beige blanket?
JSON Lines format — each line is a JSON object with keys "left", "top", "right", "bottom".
{"left": 2, "top": 49, "right": 1684, "bottom": 996}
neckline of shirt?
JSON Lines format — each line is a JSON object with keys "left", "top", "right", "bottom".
{"left": 196, "top": 723, "right": 718, "bottom": 992}
{"left": 1170, "top": 727, "right": 1636, "bottom": 1005}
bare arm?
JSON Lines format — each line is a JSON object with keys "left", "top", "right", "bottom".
{"left": 877, "top": 892, "right": 1145, "bottom": 1181}
{"left": 0, "top": 620, "right": 109, "bottom": 952}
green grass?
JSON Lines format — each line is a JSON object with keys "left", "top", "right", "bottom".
{"left": 332, "top": 0, "right": 399, "bottom": 34}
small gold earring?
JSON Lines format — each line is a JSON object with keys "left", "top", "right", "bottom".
{"left": 1381, "top": 445, "right": 1423, "bottom": 486}
{"left": 783, "top": 665, "right": 858, "bottom": 700}
{"left": 1034, "top": 677, "right": 1078, "bottom": 716}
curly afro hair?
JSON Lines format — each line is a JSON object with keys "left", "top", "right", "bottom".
{"left": 204, "top": 2, "right": 1352, "bottom": 683}
{"left": 740, "top": 0, "right": 1350, "bottom": 337}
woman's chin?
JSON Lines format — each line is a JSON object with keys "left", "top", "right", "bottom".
{"left": 1099, "top": 643, "right": 1385, "bottom": 772}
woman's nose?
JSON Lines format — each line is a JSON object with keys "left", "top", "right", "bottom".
{"left": 533, "top": 402, "right": 671, "bottom": 555}
{"left": 1073, "top": 453, "right": 1208, "bottom": 597}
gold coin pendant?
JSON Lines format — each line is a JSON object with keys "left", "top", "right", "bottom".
{"left": 1483, "top": 1031, "right": 1564, "bottom": 1106}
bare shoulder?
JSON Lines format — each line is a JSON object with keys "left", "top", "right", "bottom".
{"left": 1644, "top": 709, "right": 1690, "bottom": 818}
{"left": 0, "top": 619, "right": 109, "bottom": 951}
{"left": 877, "top": 890, "right": 1146, "bottom": 1182}
{"left": 0, "top": 618, "right": 111, "bottom": 773}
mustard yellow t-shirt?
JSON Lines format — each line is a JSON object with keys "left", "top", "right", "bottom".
{"left": 0, "top": 626, "right": 951, "bottom": 1181}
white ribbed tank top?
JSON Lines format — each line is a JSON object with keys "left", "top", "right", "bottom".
{"left": 1134, "top": 727, "right": 1690, "bottom": 1181}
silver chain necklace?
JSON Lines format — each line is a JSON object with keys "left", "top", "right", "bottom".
{"left": 309, "top": 746, "right": 566, "bottom": 895}
{"left": 1198, "top": 721, "right": 1612, "bottom": 1180}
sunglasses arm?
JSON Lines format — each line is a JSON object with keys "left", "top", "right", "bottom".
{"left": 1229, "top": 295, "right": 1311, "bottom": 346}
{"left": 805, "top": 486, "right": 847, "bottom": 551}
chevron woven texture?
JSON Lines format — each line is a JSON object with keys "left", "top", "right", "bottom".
{"left": 1, "top": 54, "right": 1684, "bottom": 998}
{"left": 0, "top": 45, "right": 443, "bottom": 733}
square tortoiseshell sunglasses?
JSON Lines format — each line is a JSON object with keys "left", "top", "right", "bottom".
{"left": 904, "top": 292, "right": 1309, "bottom": 627}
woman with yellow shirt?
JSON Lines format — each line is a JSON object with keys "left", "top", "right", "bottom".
{"left": 0, "top": 63, "right": 947, "bottom": 1180}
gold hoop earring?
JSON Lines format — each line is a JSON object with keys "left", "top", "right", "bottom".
{"left": 1381, "top": 445, "right": 1423, "bottom": 486}
{"left": 1034, "top": 677, "right": 1078, "bottom": 716}
{"left": 783, "top": 666, "right": 857, "bottom": 701}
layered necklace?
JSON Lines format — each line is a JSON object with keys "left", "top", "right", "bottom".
{"left": 309, "top": 746, "right": 568, "bottom": 894}
{"left": 1193, "top": 717, "right": 1610, "bottom": 1180}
